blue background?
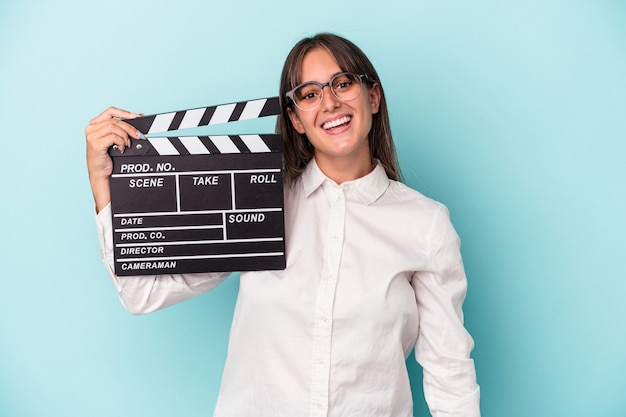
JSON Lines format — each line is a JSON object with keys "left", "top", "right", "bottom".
{"left": 1, "top": 1, "right": 625, "bottom": 416}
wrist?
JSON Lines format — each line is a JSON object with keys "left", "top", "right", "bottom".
{"left": 90, "top": 176, "right": 111, "bottom": 213}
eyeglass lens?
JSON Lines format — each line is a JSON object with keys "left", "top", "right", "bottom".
{"left": 294, "top": 73, "right": 363, "bottom": 110}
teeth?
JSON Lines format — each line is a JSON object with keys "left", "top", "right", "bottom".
{"left": 323, "top": 116, "right": 351, "bottom": 130}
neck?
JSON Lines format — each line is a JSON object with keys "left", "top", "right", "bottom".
{"left": 315, "top": 154, "right": 374, "bottom": 184}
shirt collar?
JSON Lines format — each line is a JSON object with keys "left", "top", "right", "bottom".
{"left": 301, "top": 158, "right": 390, "bottom": 206}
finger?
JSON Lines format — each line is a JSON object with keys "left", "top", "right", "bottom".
{"left": 103, "top": 133, "right": 131, "bottom": 153}
{"left": 88, "top": 132, "right": 132, "bottom": 157}
{"left": 88, "top": 122, "right": 134, "bottom": 150}
{"left": 89, "top": 106, "right": 144, "bottom": 124}
{"left": 86, "top": 117, "right": 142, "bottom": 141}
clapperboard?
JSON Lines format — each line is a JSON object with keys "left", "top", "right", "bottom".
{"left": 108, "top": 97, "right": 285, "bottom": 276}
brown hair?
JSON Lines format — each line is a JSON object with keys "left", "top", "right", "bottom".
{"left": 277, "top": 33, "right": 402, "bottom": 183}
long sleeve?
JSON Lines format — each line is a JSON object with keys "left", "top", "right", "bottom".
{"left": 412, "top": 204, "right": 480, "bottom": 416}
{"left": 95, "top": 203, "right": 230, "bottom": 315}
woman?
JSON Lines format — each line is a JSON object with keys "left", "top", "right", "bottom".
{"left": 86, "top": 33, "right": 480, "bottom": 417}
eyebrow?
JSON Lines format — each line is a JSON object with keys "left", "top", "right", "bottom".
{"left": 299, "top": 71, "right": 345, "bottom": 85}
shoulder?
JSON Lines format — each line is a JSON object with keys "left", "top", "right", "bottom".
{"left": 383, "top": 179, "right": 447, "bottom": 215}
{"left": 383, "top": 182, "right": 462, "bottom": 257}
{"left": 373, "top": 180, "right": 456, "bottom": 243}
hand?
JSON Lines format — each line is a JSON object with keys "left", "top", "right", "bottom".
{"left": 85, "top": 107, "right": 143, "bottom": 212}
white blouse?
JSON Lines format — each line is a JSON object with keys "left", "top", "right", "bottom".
{"left": 96, "top": 159, "right": 480, "bottom": 417}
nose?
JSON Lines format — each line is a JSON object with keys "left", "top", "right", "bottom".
{"left": 320, "top": 84, "right": 339, "bottom": 111}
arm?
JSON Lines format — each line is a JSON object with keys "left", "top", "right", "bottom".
{"left": 87, "top": 108, "right": 230, "bottom": 314}
{"left": 412, "top": 204, "right": 480, "bottom": 417}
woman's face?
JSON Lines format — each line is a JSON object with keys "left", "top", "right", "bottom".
{"left": 287, "top": 48, "right": 381, "bottom": 181}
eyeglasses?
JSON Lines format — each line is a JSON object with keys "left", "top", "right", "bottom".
{"left": 286, "top": 72, "right": 372, "bottom": 111}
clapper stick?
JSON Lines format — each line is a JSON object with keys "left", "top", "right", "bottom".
{"left": 124, "top": 97, "right": 280, "bottom": 135}
{"left": 108, "top": 97, "right": 286, "bottom": 276}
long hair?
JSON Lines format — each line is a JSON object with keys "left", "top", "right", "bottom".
{"left": 277, "top": 33, "right": 402, "bottom": 184}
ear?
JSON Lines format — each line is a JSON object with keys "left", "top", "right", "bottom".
{"left": 369, "top": 83, "right": 381, "bottom": 115}
{"left": 287, "top": 107, "right": 306, "bottom": 134}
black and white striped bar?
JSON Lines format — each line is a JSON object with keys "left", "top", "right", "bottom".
{"left": 124, "top": 97, "right": 280, "bottom": 134}
{"left": 151, "top": 134, "right": 281, "bottom": 156}
{"left": 109, "top": 134, "right": 282, "bottom": 158}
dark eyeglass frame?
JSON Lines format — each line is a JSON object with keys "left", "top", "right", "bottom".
{"left": 285, "top": 72, "right": 374, "bottom": 111}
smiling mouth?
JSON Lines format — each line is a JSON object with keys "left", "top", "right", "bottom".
{"left": 322, "top": 116, "right": 351, "bottom": 130}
